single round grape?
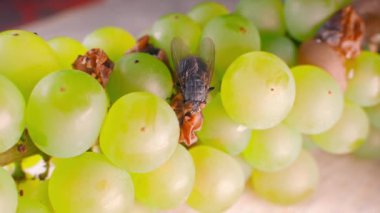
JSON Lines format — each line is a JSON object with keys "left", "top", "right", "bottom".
{"left": 83, "top": 26, "right": 136, "bottom": 62}
{"left": 346, "top": 51, "right": 380, "bottom": 107}
{"left": 236, "top": 0, "right": 285, "bottom": 35}
{"left": 48, "top": 36, "right": 87, "bottom": 69}
{"left": 18, "top": 179, "right": 52, "bottom": 211}
{"left": 355, "top": 126, "right": 380, "bottom": 159}
{"left": 312, "top": 102, "right": 369, "bottom": 154}
{"left": 26, "top": 70, "right": 108, "bottom": 158}
{"left": 100, "top": 92, "right": 179, "bottom": 173}
{"left": 365, "top": 104, "right": 380, "bottom": 128}
{"left": 251, "top": 150, "right": 319, "bottom": 205}
{"left": 150, "top": 13, "right": 201, "bottom": 65}
{"left": 0, "top": 30, "right": 60, "bottom": 98}
{"left": 131, "top": 145, "right": 195, "bottom": 210}
{"left": 243, "top": 123, "right": 302, "bottom": 172}
{"left": 221, "top": 51, "right": 295, "bottom": 129}
{"left": 285, "top": 65, "right": 343, "bottom": 134}
{"left": 17, "top": 197, "right": 50, "bottom": 213}
{"left": 202, "top": 14, "right": 260, "bottom": 79}
{"left": 197, "top": 94, "right": 251, "bottom": 155}
{"left": 284, "top": 0, "right": 342, "bottom": 41}
{"left": 49, "top": 152, "right": 134, "bottom": 213}
{"left": 187, "top": 2, "right": 229, "bottom": 28}
{"left": 261, "top": 35, "right": 297, "bottom": 66}
{"left": 187, "top": 146, "right": 245, "bottom": 212}
{"left": 298, "top": 39, "right": 347, "bottom": 90}
{"left": 0, "top": 167, "right": 18, "bottom": 213}
{"left": 106, "top": 53, "right": 173, "bottom": 103}
{"left": 0, "top": 74, "right": 25, "bottom": 153}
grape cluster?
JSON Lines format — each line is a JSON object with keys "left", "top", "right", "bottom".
{"left": 0, "top": 0, "right": 379, "bottom": 212}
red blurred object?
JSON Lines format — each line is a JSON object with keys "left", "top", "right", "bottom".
{"left": 0, "top": 0, "right": 99, "bottom": 30}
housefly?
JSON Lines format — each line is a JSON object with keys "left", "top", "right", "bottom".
{"left": 170, "top": 37, "right": 215, "bottom": 146}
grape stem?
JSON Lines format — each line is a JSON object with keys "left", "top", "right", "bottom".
{"left": 0, "top": 130, "right": 40, "bottom": 166}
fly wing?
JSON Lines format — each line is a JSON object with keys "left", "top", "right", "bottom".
{"left": 171, "top": 37, "right": 192, "bottom": 88}
{"left": 199, "top": 37, "right": 215, "bottom": 86}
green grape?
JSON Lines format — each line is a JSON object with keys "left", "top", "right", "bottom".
{"left": 365, "top": 104, "right": 380, "bottom": 128}
{"left": 346, "top": 51, "right": 380, "bottom": 107}
{"left": 17, "top": 197, "right": 50, "bottom": 213}
{"left": 298, "top": 39, "right": 347, "bottom": 90}
{"left": 131, "top": 145, "right": 195, "bottom": 210}
{"left": 285, "top": 65, "right": 343, "bottom": 134}
{"left": 187, "top": 2, "right": 229, "bottom": 28}
{"left": 261, "top": 35, "right": 297, "bottom": 66}
{"left": 150, "top": 13, "right": 201, "bottom": 65}
{"left": 21, "top": 155, "right": 45, "bottom": 176}
{"left": 251, "top": 150, "right": 319, "bottom": 205}
{"left": 0, "top": 75, "right": 25, "bottom": 153}
{"left": 221, "top": 51, "right": 295, "bottom": 129}
{"left": 48, "top": 36, "right": 87, "bottom": 69}
{"left": 233, "top": 156, "right": 253, "bottom": 182}
{"left": 197, "top": 94, "right": 251, "bottom": 155}
{"left": 202, "top": 14, "right": 260, "bottom": 79}
{"left": 187, "top": 146, "right": 245, "bottom": 212}
{"left": 48, "top": 152, "right": 134, "bottom": 213}
{"left": 100, "top": 92, "right": 179, "bottom": 173}
{"left": 312, "top": 102, "right": 369, "bottom": 154}
{"left": 0, "top": 30, "right": 60, "bottom": 99}
{"left": 83, "top": 26, "right": 136, "bottom": 62}
{"left": 0, "top": 167, "right": 18, "bottom": 213}
{"left": 106, "top": 53, "right": 173, "bottom": 103}
{"left": 284, "top": 0, "right": 343, "bottom": 41}
{"left": 18, "top": 179, "right": 52, "bottom": 210}
{"left": 355, "top": 126, "right": 380, "bottom": 159}
{"left": 236, "top": 0, "right": 285, "bottom": 35}
{"left": 26, "top": 70, "right": 108, "bottom": 158}
{"left": 243, "top": 123, "right": 302, "bottom": 172}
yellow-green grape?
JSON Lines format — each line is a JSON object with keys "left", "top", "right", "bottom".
{"left": 131, "top": 145, "right": 194, "bottom": 210}
{"left": 106, "top": 53, "right": 173, "bottom": 103}
{"left": 48, "top": 152, "right": 134, "bottom": 213}
{"left": 236, "top": 0, "right": 285, "bottom": 35}
{"left": 261, "top": 35, "right": 297, "bottom": 66}
{"left": 187, "top": 146, "right": 245, "bottom": 212}
{"left": 150, "top": 13, "right": 201, "bottom": 65}
{"left": 202, "top": 14, "right": 260, "bottom": 79}
{"left": 233, "top": 156, "right": 253, "bottom": 182}
{"left": 197, "top": 94, "right": 251, "bottom": 155}
{"left": 284, "top": 0, "right": 343, "bottom": 41}
{"left": 0, "top": 30, "right": 60, "bottom": 99}
{"left": 130, "top": 202, "right": 157, "bottom": 213}
{"left": 243, "top": 123, "right": 302, "bottom": 172}
{"left": 17, "top": 197, "right": 50, "bottom": 213}
{"left": 26, "top": 70, "right": 108, "bottom": 158}
{"left": 0, "top": 167, "right": 18, "bottom": 213}
{"left": 48, "top": 36, "right": 87, "bottom": 69}
{"left": 83, "top": 26, "right": 136, "bottom": 62}
{"left": 355, "top": 126, "right": 380, "bottom": 159}
{"left": 346, "top": 51, "right": 380, "bottom": 107}
{"left": 100, "top": 92, "right": 179, "bottom": 173}
{"left": 221, "top": 52, "right": 295, "bottom": 129}
{"left": 21, "top": 155, "right": 45, "bottom": 176}
{"left": 365, "top": 104, "right": 380, "bottom": 128}
{"left": 312, "top": 102, "right": 369, "bottom": 154}
{"left": 188, "top": 2, "right": 229, "bottom": 28}
{"left": 0, "top": 74, "right": 25, "bottom": 153}
{"left": 285, "top": 65, "right": 343, "bottom": 134}
{"left": 251, "top": 150, "right": 319, "bottom": 205}
{"left": 18, "top": 179, "right": 52, "bottom": 211}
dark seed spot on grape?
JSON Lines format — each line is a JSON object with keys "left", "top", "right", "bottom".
{"left": 17, "top": 144, "right": 26, "bottom": 153}
{"left": 19, "top": 190, "right": 24, "bottom": 196}
{"left": 12, "top": 33, "right": 19, "bottom": 36}
{"left": 174, "top": 15, "right": 179, "bottom": 19}
{"left": 60, "top": 87, "right": 66, "bottom": 92}
{"left": 134, "top": 59, "right": 139, "bottom": 64}
{"left": 328, "top": 90, "right": 332, "bottom": 95}
{"left": 140, "top": 127, "right": 146, "bottom": 132}
{"left": 270, "top": 88, "right": 275, "bottom": 91}
{"left": 239, "top": 27, "right": 247, "bottom": 34}
{"left": 33, "top": 32, "right": 38, "bottom": 35}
